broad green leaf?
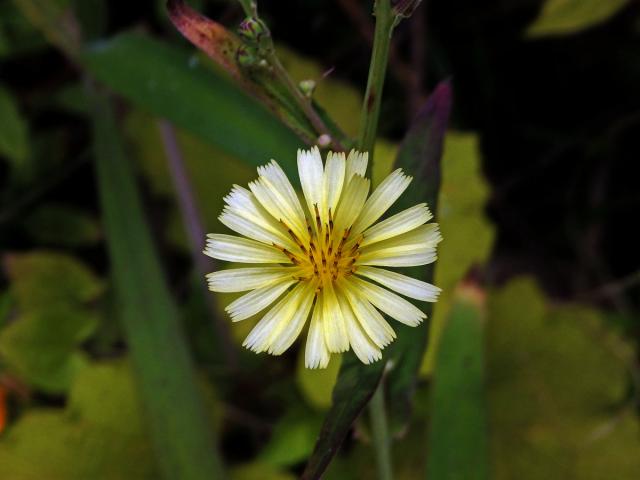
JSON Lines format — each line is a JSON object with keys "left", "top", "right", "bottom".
{"left": 23, "top": 204, "right": 101, "bottom": 246}
{"left": 302, "top": 81, "right": 452, "bottom": 479}
{"left": 487, "top": 277, "right": 640, "bottom": 479}
{"left": 420, "top": 133, "right": 494, "bottom": 374}
{"left": 527, "top": 0, "right": 630, "bottom": 37}
{"left": 91, "top": 91, "right": 224, "bottom": 479}
{"left": 0, "top": 84, "right": 30, "bottom": 167}
{"left": 259, "top": 408, "right": 323, "bottom": 467}
{"left": 296, "top": 351, "right": 342, "bottom": 410}
{"left": 426, "top": 285, "right": 489, "bottom": 480}
{"left": 83, "top": 32, "right": 303, "bottom": 177}
{"left": 4, "top": 251, "right": 103, "bottom": 312}
{"left": 0, "top": 362, "right": 158, "bottom": 479}
{"left": 0, "top": 307, "right": 97, "bottom": 393}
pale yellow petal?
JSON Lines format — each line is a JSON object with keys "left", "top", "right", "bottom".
{"left": 204, "top": 234, "right": 290, "bottom": 264}
{"left": 297, "top": 147, "right": 324, "bottom": 218}
{"left": 223, "top": 185, "right": 289, "bottom": 242}
{"left": 339, "top": 279, "right": 395, "bottom": 348}
{"left": 249, "top": 177, "right": 307, "bottom": 240}
{"left": 269, "top": 282, "right": 315, "bottom": 355}
{"left": 322, "top": 281, "right": 349, "bottom": 353}
{"left": 219, "top": 210, "right": 295, "bottom": 249}
{"left": 336, "top": 287, "right": 381, "bottom": 364}
{"left": 357, "top": 223, "right": 442, "bottom": 266}
{"left": 225, "top": 279, "right": 295, "bottom": 321}
{"left": 206, "top": 266, "right": 293, "bottom": 293}
{"left": 322, "top": 151, "right": 346, "bottom": 221}
{"left": 242, "top": 282, "right": 305, "bottom": 353}
{"left": 350, "top": 277, "right": 425, "bottom": 327}
{"left": 360, "top": 203, "right": 432, "bottom": 247}
{"left": 346, "top": 150, "right": 368, "bottom": 181}
{"left": 356, "top": 266, "right": 441, "bottom": 301}
{"left": 351, "top": 169, "right": 412, "bottom": 235}
{"left": 305, "top": 292, "right": 330, "bottom": 369}
{"left": 332, "top": 175, "right": 370, "bottom": 234}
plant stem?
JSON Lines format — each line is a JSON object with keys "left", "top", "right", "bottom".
{"left": 358, "top": 3, "right": 396, "bottom": 478}
{"left": 236, "top": 0, "right": 257, "bottom": 17}
{"left": 237, "top": 0, "right": 343, "bottom": 150}
{"left": 358, "top": 0, "right": 396, "bottom": 164}
{"left": 369, "top": 377, "right": 393, "bottom": 480}
{"left": 158, "top": 120, "right": 237, "bottom": 369}
{"left": 264, "top": 50, "right": 344, "bottom": 151}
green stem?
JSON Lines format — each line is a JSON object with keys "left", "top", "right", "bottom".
{"left": 237, "top": 0, "right": 343, "bottom": 150}
{"left": 236, "top": 0, "right": 257, "bottom": 17}
{"left": 359, "top": 3, "right": 396, "bottom": 478}
{"left": 265, "top": 49, "right": 344, "bottom": 151}
{"left": 369, "top": 377, "right": 393, "bottom": 480}
{"left": 358, "top": 0, "right": 396, "bottom": 164}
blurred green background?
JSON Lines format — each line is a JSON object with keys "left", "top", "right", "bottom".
{"left": 0, "top": 0, "right": 639, "bottom": 479}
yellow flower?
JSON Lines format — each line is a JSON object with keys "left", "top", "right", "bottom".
{"left": 205, "top": 147, "right": 442, "bottom": 368}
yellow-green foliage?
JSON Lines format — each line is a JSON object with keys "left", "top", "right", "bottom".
{"left": 487, "top": 277, "right": 640, "bottom": 479}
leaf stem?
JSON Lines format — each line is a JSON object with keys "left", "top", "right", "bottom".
{"left": 358, "top": 0, "right": 396, "bottom": 163}
{"left": 369, "top": 377, "right": 394, "bottom": 480}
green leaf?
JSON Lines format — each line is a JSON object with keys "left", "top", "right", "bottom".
{"left": 0, "top": 307, "right": 97, "bottom": 393}
{"left": 23, "top": 204, "right": 101, "bottom": 246}
{"left": 385, "top": 81, "right": 453, "bottom": 430}
{"left": 487, "top": 277, "right": 640, "bottom": 479}
{"left": 426, "top": 286, "right": 489, "bottom": 480}
{"left": 0, "top": 84, "right": 30, "bottom": 167}
{"left": 5, "top": 251, "right": 104, "bottom": 312}
{"left": 83, "top": 32, "right": 303, "bottom": 177}
{"left": 302, "top": 355, "right": 385, "bottom": 480}
{"left": 527, "top": 0, "right": 630, "bottom": 37}
{"left": 0, "top": 361, "right": 158, "bottom": 479}
{"left": 91, "top": 89, "right": 224, "bottom": 479}
{"left": 420, "top": 133, "right": 494, "bottom": 374}
{"left": 302, "top": 81, "right": 452, "bottom": 479}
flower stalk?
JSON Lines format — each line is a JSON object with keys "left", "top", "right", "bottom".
{"left": 357, "top": 1, "right": 402, "bottom": 478}
{"left": 357, "top": 0, "right": 396, "bottom": 166}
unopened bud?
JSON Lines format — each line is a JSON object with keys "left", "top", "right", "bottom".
{"left": 317, "top": 134, "right": 332, "bottom": 148}
{"left": 236, "top": 45, "right": 259, "bottom": 68}
{"left": 238, "top": 17, "right": 270, "bottom": 45}
{"left": 299, "top": 79, "right": 316, "bottom": 98}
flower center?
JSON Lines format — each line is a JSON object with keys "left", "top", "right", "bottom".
{"left": 275, "top": 207, "right": 362, "bottom": 291}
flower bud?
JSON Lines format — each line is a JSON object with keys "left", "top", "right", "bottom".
{"left": 299, "top": 79, "right": 316, "bottom": 98}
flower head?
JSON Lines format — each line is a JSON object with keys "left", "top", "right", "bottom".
{"left": 205, "top": 147, "right": 442, "bottom": 368}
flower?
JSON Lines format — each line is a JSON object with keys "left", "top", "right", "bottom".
{"left": 205, "top": 147, "right": 442, "bottom": 368}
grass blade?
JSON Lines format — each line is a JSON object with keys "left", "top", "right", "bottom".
{"left": 426, "top": 283, "right": 489, "bottom": 480}
{"left": 91, "top": 88, "right": 225, "bottom": 480}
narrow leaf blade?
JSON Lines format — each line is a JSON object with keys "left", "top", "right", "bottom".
{"left": 426, "top": 284, "right": 489, "bottom": 480}
{"left": 91, "top": 89, "right": 225, "bottom": 480}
